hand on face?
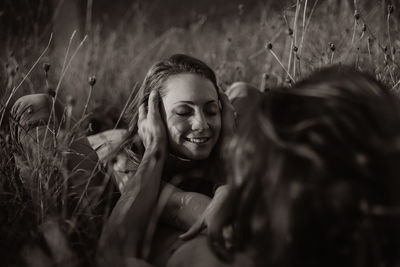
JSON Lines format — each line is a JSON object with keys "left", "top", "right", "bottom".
{"left": 219, "top": 87, "right": 237, "bottom": 142}
{"left": 138, "top": 90, "right": 167, "bottom": 152}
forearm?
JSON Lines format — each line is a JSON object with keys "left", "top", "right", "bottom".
{"left": 99, "top": 146, "right": 166, "bottom": 259}
{"left": 213, "top": 184, "right": 229, "bottom": 202}
{"left": 160, "top": 185, "right": 211, "bottom": 230}
{"left": 159, "top": 185, "right": 230, "bottom": 231}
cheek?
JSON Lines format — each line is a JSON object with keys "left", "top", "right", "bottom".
{"left": 166, "top": 116, "right": 191, "bottom": 139}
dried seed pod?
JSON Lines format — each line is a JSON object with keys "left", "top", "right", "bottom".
{"left": 329, "top": 42, "right": 336, "bottom": 52}
{"left": 43, "top": 62, "right": 50, "bottom": 73}
{"left": 362, "top": 23, "right": 367, "bottom": 32}
{"left": 47, "top": 87, "right": 56, "bottom": 98}
{"left": 88, "top": 76, "right": 96, "bottom": 86}
{"left": 354, "top": 10, "right": 360, "bottom": 20}
{"left": 388, "top": 4, "right": 394, "bottom": 15}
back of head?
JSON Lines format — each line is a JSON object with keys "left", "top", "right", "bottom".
{"left": 226, "top": 67, "right": 400, "bottom": 267}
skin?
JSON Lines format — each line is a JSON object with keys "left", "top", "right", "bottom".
{"left": 98, "top": 73, "right": 237, "bottom": 265}
{"left": 157, "top": 75, "right": 237, "bottom": 263}
{"left": 161, "top": 73, "right": 222, "bottom": 160}
{"left": 98, "top": 90, "right": 167, "bottom": 263}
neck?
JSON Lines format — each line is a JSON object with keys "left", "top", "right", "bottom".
{"left": 164, "top": 153, "right": 210, "bottom": 174}
{"left": 168, "top": 152, "right": 192, "bottom": 162}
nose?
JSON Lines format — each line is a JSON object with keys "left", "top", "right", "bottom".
{"left": 191, "top": 110, "right": 209, "bottom": 131}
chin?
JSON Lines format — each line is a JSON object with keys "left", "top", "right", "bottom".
{"left": 187, "top": 151, "right": 211, "bottom": 160}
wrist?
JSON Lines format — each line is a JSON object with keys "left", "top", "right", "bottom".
{"left": 145, "top": 144, "right": 167, "bottom": 160}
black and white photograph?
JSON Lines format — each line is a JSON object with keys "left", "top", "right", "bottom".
{"left": 1, "top": 0, "right": 400, "bottom": 266}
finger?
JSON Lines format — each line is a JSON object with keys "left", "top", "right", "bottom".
{"left": 218, "top": 89, "right": 236, "bottom": 118}
{"left": 179, "top": 220, "right": 204, "bottom": 240}
{"left": 222, "top": 226, "right": 234, "bottom": 249}
{"left": 218, "top": 87, "right": 230, "bottom": 106}
{"left": 207, "top": 215, "right": 227, "bottom": 249}
{"left": 233, "top": 111, "right": 238, "bottom": 119}
{"left": 147, "top": 90, "right": 160, "bottom": 116}
{"left": 138, "top": 103, "right": 146, "bottom": 123}
{"left": 179, "top": 220, "right": 206, "bottom": 241}
{"left": 208, "top": 229, "right": 233, "bottom": 263}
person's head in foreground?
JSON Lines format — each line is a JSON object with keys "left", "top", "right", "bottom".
{"left": 217, "top": 67, "right": 400, "bottom": 267}
{"left": 125, "top": 54, "right": 222, "bottom": 161}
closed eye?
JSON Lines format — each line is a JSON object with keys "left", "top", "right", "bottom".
{"left": 174, "top": 105, "right": 193, "bottom": 116}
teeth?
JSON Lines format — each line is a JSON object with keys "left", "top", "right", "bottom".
{"left": 186, "top": 137, "right": 209, "bottom": 144}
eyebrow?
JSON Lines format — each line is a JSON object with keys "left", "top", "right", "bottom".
{"left": 173, "top": 100, "right": 217, "bottom": 105}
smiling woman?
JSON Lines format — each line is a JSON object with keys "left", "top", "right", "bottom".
{"left": 162, "top": 73, "right": 221, "bottom": 160}
{"left": 121, "top": 54, "right": 229, "bottom": 192}
{"left": 97, "top": 54, "right": 262, "bottom": 266}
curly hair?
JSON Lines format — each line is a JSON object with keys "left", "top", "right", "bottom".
{"left": 224, "top": 66, "right": 400, "bottom": 267}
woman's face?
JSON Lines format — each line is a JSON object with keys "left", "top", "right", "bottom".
{"left": 161, "top": 73, "right": 221, "bottom": 160}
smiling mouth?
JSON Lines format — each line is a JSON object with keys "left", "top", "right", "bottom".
{"left": 184, "top": 137, "right": 211, "bottom": 144}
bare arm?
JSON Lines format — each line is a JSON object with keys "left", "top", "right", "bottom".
{"left": 98, "top": 147, "right": 166, "bottom": 258}
{"left": 160, "top": 183, "right": 212, "bottom": 231}
{"left": 97, "top": 90, "right": 167, "bottom": 265}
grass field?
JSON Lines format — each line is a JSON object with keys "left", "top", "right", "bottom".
{"left": 1, "top": 0, "right": 400, "bottom": 266}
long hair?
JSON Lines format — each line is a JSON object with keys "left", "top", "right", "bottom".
{"left": 224, "top": 67, "right": 400, "bottom": 267}
{"left": 124, "top": 54, "right": 219, "bottom": 133}
{"left": 120, "top": 54, "right": 223, "bottom": 185}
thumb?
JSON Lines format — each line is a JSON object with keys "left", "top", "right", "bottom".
{"left": 218, "top": 87, "right": 231, "bottom": 109}
{"left": 179, "top": 219, "right": 206, "bottom": 241}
